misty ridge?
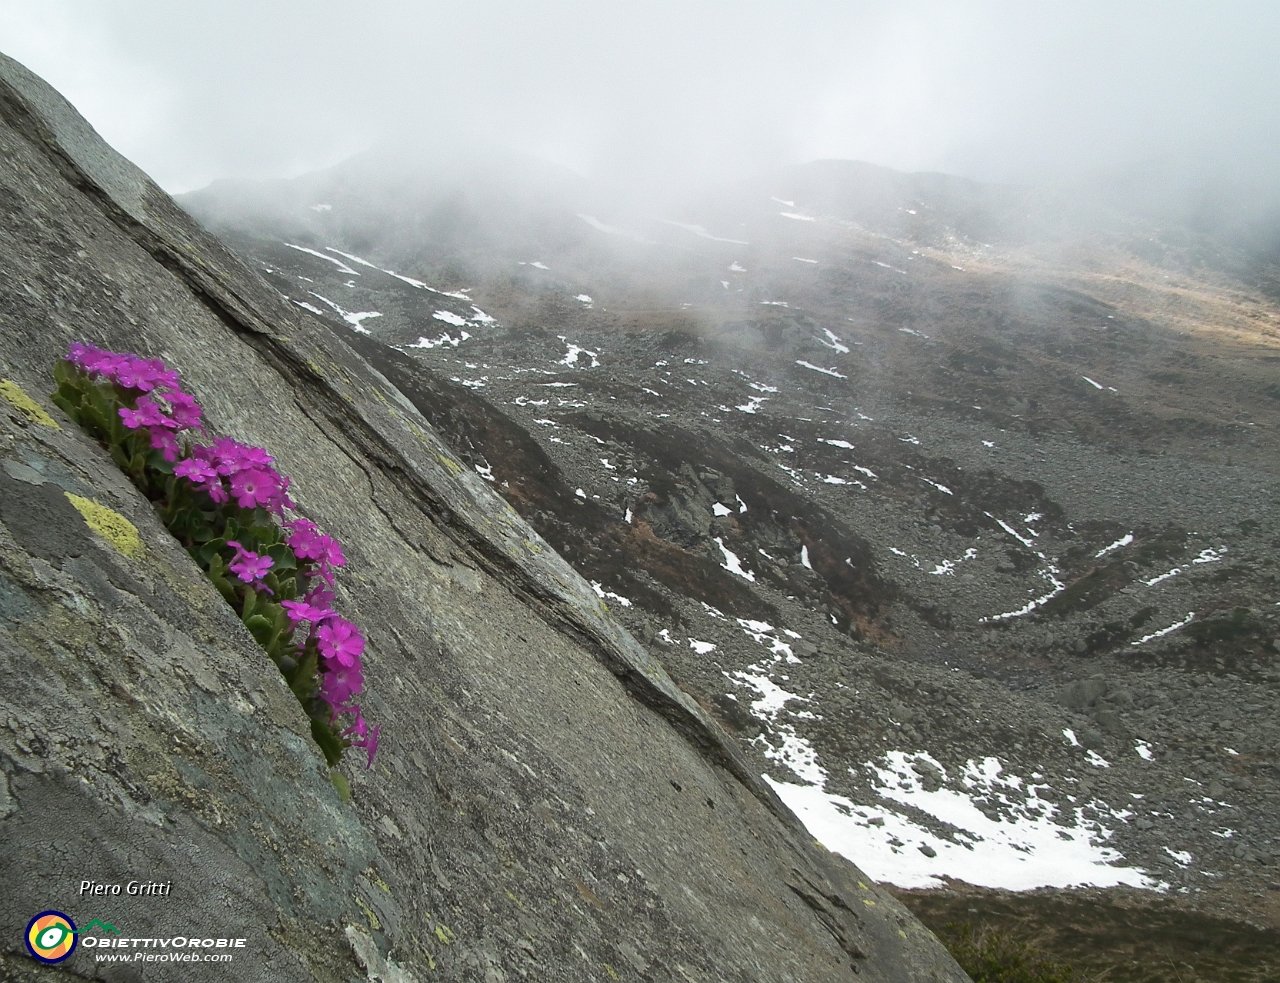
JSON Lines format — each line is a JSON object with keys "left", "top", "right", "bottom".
{"left": 182, "top": 135, "right": 1280, "bottom": 322}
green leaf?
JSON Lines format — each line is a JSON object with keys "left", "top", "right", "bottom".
{"left": 330, "top": 771, "right": 352, "bottom": 803}
{"left": 267, "top": 543, "right": 297, "bottom": 569}
{"left": 212, "top": 577, "right": 238, "bottom": 607}
{"left": 289, "top": 648, "right": 320, "bottom": 703}
{"left": 241, "top": 588, "right": 258, "bottom": 621}
{"left": 50, "top": 391, "right": 77, "bottom": 417}
{"left": 245, "top": 614, "right": 273, "bottom": 647}
{"left": 311, "top": 718, "right": 345, "bottom": 768}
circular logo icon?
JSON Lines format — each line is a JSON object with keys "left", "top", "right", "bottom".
{"left": 26, "top": 911, "right": 77, "bottom": 964}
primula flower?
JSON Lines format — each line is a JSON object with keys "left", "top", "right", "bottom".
{"left": 68, "top": 344, "right": 130, "bottom": 381}
{"left": 63, "top": 344, "right": 382, "bottom": 772}
{"left": 317, "top": 535, "right": 345, "bottom": 569}
{"left": 281, "top": 598, "right": 334, "bottom": 625}
{"left": 302, "top": 584, "right": 335, "bottom": 616}
{"left": 321, "top": 663, "right": 364, "bottom": 709}
{"left": 342, "top": 710, "right": 381, "bottom": 768}
{"left": 67, "top": 342, "right": 107, "bottom": 371}
{"left": 230, "top": 467, "right": 285, "bottom": 511}
{"left": 149, "top": 428, "right": 181, "bottom": 462}
{"left": 286, "top": 519, "right": 324, "bottom": 559}
{"left": 117, "top": 357, "right": 180, "bottom": 393}
{"left": 164, "top": 391, "right": 204, "bottom": 431}
{"left": 174, "top": 456, "right": 219, "bottom": 486}
{"left": 226, "top": 540, "right": 274, "bottom": 587}
{"left": 312, "top": 534, "right": 346, "bottom": 586}
{"left": 211, "top": 437, "right": 274, "bottom": 476}
{"left": 118, "top": 399, "right": 169, "bottom": 431}
{"left": 316, "top": 616, "right": 364, "bottom": 668}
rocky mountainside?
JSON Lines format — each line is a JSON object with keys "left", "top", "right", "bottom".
{"left": 183, "top": 126, "right": 1280, "bottom": 977}
{"left": 0, "top": 54, "right": 968, "bottom": 982}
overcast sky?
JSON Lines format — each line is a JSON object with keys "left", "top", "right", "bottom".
{"left": 2, "top": 1, "right": 1278, "bottom": 197}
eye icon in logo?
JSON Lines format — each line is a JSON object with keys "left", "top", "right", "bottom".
{"left": 26, "top": 911, "right": 77, "bottom": 964}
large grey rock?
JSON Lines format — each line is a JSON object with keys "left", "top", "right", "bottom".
{"left": 0, "top": 53, "right": 968, "bottom": 982}
{"left": 1061, "top": 677, "right": 1109, "bottom": 708}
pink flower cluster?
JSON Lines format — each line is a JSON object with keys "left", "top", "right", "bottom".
{"left": 176, "top": 437, "right": 294, "bottom": 514}
{"left": 285, "top": 518, "right": 345, "bottom": 585}
{"left": 278, "top": 539, "right": 380, "bottom": 768}
{"left": 217, "top": 501, "right": 375, "bottom": 763}
{"left": 68, "top": 342, "right": 204, "bottom": 461}
{"left": 65, "top": 344, "right": 379, "bottom": 768}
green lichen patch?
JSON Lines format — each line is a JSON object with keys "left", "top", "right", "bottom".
{"left": 0, "top": 379, "right": 60, "bottom": 428}
{"left": 63, "top": 492, "right": 144, "bottom": 559}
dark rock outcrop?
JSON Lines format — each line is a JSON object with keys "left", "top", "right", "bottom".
{"left": 0, "top": 53, "right": 967, "bottom": 982}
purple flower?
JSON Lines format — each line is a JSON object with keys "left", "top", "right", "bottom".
{"left": 206, "top": 479, "right": 229, "bottom": 505}
{"left": 321, "top": 662, "right": 364, "bottom": 709}
{"left": 118, "top": 399, "right": 168, "bottom": 430}
{"left": 117, "top": 357, "right": 181, "bottom": 393}
{"left": 274, "top": 472, "right": 295, "bottom": 512}
{"left": 174, "top": 456, "right": 219, "bottom": 486}
{"left": 226, "top": 540, "right": 274, "bottom": 587}
{"left": 341, "top": 709, "right": 380, "bottom": 768}
{"left": 229, "top": 467, "right": 284, "bottom": 511}
{"left": 211, "top": 437, "right": 274, "bottom": 476}
{"left": 299, "top": 532, "right": 346, "bottom": 584}
{"left": 164, "top": 391, "right": 204, "bottom": 431}
{"left": 318, "top": 535, "right": 345, "bottom": 570}
{"left": 281, "top": 598, "right": 334, "bottom": 625}
{"left": 303, "top": 584, "right": 335, "bottom": 610}
{"left": 286, "top": 519, "right": 324, "bottom": 559}
{"left": 68, "top": 344, "right": 129, "bottom": 380}
{"left": 67, "top": 342, "right": 107, "bottom": 371}
{"left": 149, "top": 427, "right": 181, "bottom": 462}
{"left": 316, "top": 616, "right": 364, "bottom": 668}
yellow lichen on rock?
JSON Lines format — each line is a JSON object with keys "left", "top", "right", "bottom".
{"left": 63, "top": 493, "right": 144, "bottom": 559}
{"left": 0, "top": 379, "right": 61, "bottom": 428}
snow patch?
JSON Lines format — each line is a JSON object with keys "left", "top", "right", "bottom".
{"left": 407, "top": 329, "right": 471, "bottom": 349}
{"left": 1096, "top": 533, "right": 1134, "bottom": 558}
{"left": 663, "top": 220, "right": 749, "bottom": 245}
{"left": 818, "top": 329, "right": 849, "bottom": 353}
{"left": 433, "top": 310, "right": 469, "bottom": 327}
{"left": 796, "top": 361, "right": 847, "bottom": 379}
{"left": 284, "top": 243, "right": 359, "bottom": 275}
{"left": 715, "top": 537, "right": 756, "bottom": 582}
{"left": 306, "top": 293, "right": 381, "bottom": 334}
{"left": 768, "top": 750, "right": 1158, "bottom": 891}
{"left": 559, "top": 336, "right": 600, "bottom": 368}
{"left": 590, "top": 581, "right": 632, "bottom": 608}
{"left": 1132, "top": 612, "right": 1195, "bottom": 646}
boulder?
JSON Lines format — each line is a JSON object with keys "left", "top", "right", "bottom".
{"left": 1062, "top": 677, "right": 1109, "bottom": 708}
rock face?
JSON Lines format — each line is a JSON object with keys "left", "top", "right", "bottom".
{"left": 0, "top": 54, "right": 966, "bottom": 982}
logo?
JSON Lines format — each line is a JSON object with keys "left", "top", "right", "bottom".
{"left": 25, "top": 911, "right": 77, "bottom": 964}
